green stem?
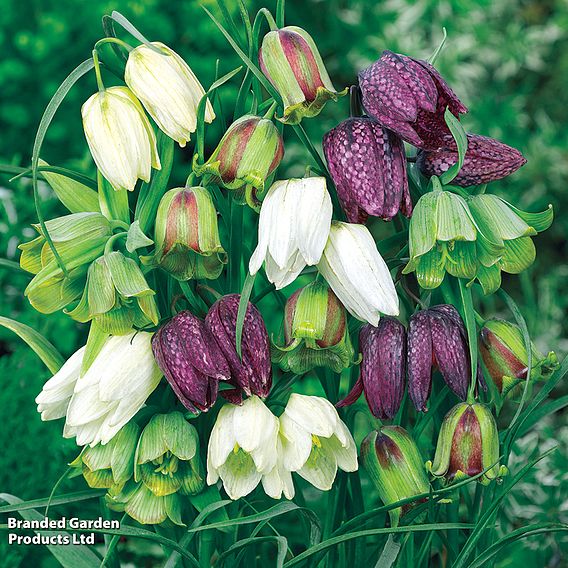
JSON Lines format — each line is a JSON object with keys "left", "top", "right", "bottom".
{"left": 94, "top": 37, "right": 133, "bottom": 52}
{"left": 92, "top": 49, "right": 105, "bottom": 92}
{"left": 263, "top": 100, "right": 278, "bottom": 119}
{"left": 104, "top": 232, "right": 128, "bottom": 255}
{"left": 110, "top": 220, "right": 130, "bottom": 231}
{"left": 258, "top": 7, "right": 278, "bottom": 31}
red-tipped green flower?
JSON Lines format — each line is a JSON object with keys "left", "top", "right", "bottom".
{"left": 273, "top": 281, "right": 354, "bottom": 374}
{"left": 152, "top": 311, "right": 230, "bottom": 413}
{"left": 338, "top": 318, "right": 406, "bottom": 420}
{"left": 361, "top": 426, "right": 430, "bottom": 526}
{"left": 205, "top": 294, "right": 272, "bottom": 399}
{"left": 416, "top": 133, "right": 527, "bottom": 186}
{"left": 427, "top": 402, "right": 508, "bottom": 485}
{"left": 323, "top": 117, "right": 412, "bottom": 223}
{"left": 259, "top": 26, "right": 347, "bottom": 124}
{"left": 408, "top": 305, "right": 481, "bottom": 412}
{"left": 479, "top": 318, "right": 558, "bottom": 397}
{"left": 358, "top": 51, "right": 467, "bottom": 150}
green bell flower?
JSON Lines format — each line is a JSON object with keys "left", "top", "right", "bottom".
{"left": 70, "top": 422, "right": 139, "bottom": 492}
{"left": 20, "top": 212, "right": 112, "bottom": 314}
{"left": 361, "top": 426, "right": 430, "bottom": 527}
{"left": 479, "top": 318, "right": 558, "bottom": 397}
{"left": 67, "top": 251, "right": 159, "bottom": 334}
{"left": 467, "top": 195, "right": 553, "bottom": 294}
{"left": 403, "top": 189, "right": 478, "bottom": 289}
{"left": 143, "top": 187, "right": 226, "bottom": 280}
{"left": 427, "top": 402, "right": 508, "bottom": 485}
{"left": 273, "top": 281, "right": 355, "bottom": 374}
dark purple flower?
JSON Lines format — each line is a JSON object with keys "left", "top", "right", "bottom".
{"left": 205, "top": 294, "right": 272, "bottom": 398}
{"left": 323, "top": 117, "right": 412, "bottom": 223}
{"left": 358, "top": 51, "right": 468, "bottom": 150}
{"left": 407, "top": 305, "right": 476, "bottom": 412}
{"left": 416, "top": 133, "right": 527, "bottom": 186}
{"left": 152, "top": 311, "right": 230, "bottom": 413}
{"left": 337, "top": 317, "right": 406, "bottom": 419}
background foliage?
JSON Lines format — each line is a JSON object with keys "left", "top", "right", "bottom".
{"left": 0, "top": 0, "right": 566, "bottom": 566}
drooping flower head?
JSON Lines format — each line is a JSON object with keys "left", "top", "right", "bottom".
{"left": 323, "top": 117, "right": 412, "bottom": 223}
{"left": 259, "top": 26, "right": 347, "bottom": 124}
{"left": 82, "top": 86, "right": 161, "bottom": 191}
{"left": 249, "top": 177, "right": 332, "bottom": 289}
{"left": 152, "top": 311, "right": 230, "bottom": 413}
{"left": 125, "top": 42, "right": 215, "bottom": 147}
{"left": 358, "top": 50, "right": 467, "bottom": 150}
{"left": 338, "top": 318, "right": 406, "bottom": 420}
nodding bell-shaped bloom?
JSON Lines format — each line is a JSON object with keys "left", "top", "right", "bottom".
{"left": 249, "top": 177, "right": 333, "bottom": 289}
{"left": 125, "top": 42, "right": 215, "bottom": 147}
{"left": 323, "top": 117, "right": 412, "bottom": 223}
{"left": 403, "top": 189, "right": 478, "bottom": 289}
{"left": 259, "top": 26, "right": 347, "bottom": 124}
{"left": 273, "top": 281, "right": 355, "bottom": 374}
{"left": 337, "top": 318, "right": 406, "bottom": 420}
{"left": 479, "top": 318, "right": 558, "bottom": 397}
{"left": 20, "top": 212, "right": 112, "bottom": 314}
{"left": 279, "top": 394, "right": 358, "bottom": 492}
{"left": 193, "top": 115, "right": 284, "bottom": 208}
{"left": 408, "top": 305, "right": 480, "bottom": 412}
{"left": 467, "top": 194, "right": 553, "bottom": 295}
{"left": 145, "top": 186, "right": 226, "bottom": 281}
{"left": 416, "top": 133, "right": 527, "bottom": 187}
{"left": 427, "top": 402, "right": 508, "bottom": 485}
{"left": 205, "top": 294, "right": 272, "bottom": 399}
{"left": 207, "top": 396, "right": 285, "bottom": 500}
{"left": 82, "top": 86, "right": 160, "bottom": 191}
{"left": 317, "top": 221, "right": 399, "bottom": 325}
{"left": 361, "top": 426, "right": 430, "bottom": 526}
{"left": 67, "top": 251, "right": 160, "bottom": 335}
{"left": 152, "top": 311, "right": 230, "bottom": 413}
{"left": 36, "top": 332, "right": 162, "bottom": 447}
{"left": 358, "top": 50, "right": 467, "bottom": 150}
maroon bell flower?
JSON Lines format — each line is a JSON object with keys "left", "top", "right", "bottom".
{"left": 416, "top": 133, "right": 527, "bottom": 186}
{"left": 205, "top": 294, "right": 272, "bottom": 399}
{"left": 337, "top": 318, "right": 406, "bottom": 419}
{"left": 152, "top": 311, "right": 230, "bottom": 413}
{"left": 323, "top": 117, "right": 412, "bottom": 223}
{"left": 408, "top": 305, "right": 480, "bottom": 412}
{"left": 358, "top": 51, "right": 468, "bottom": 150}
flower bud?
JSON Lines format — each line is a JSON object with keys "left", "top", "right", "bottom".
{"left": 416, "top": 133, "right": 526, "bottom": 186}
{"left": 323, "top": 117, "right": 412, "bottom": 223}
{"left": 361, "top": 426, "right": 430, "bottom": 527}
{"left": 358, "top": 51, "right": 467, "bottom": 150}
{"left": 479, "top": 318, "right": 558, "bottom": 396}
{"left": 145, "top": 186, "right": 226, "bottom": 281}
{"left": 273, "top": 281, "right": 355, "bottom": 374}
{"left": 205, "top": 295, "right": 272, "bottom": 399}
{"left": 193, "top": 115, "right": 284, "bottom": 207}
{"left": 427, "top": 402, "right": 508, "bottom": 485}
{"left": 125, "top": 42, "right": 215, "bottom": 147}
{"left": 338, "top": 318, "right": 406, "bottom": 419}
{"left": 259, "top": 26, "right": 347, "bottom": 124}
{"left": 66, "top": 251, "right": 160, "bottom": 335}
{"left": 82, "top": 86, "right": 160, "bottom": 191}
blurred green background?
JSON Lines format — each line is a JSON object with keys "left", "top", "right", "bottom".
{"left": 0, "top": 0, "right": 566, "bottom": 565}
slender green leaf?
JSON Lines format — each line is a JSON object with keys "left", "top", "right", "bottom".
{"left": 0, "top": 490, "right": 105, "bottom": 514}
{"left": 97, "top": 171, "right": 130, "bottom": 224}
{"left": 518, "top": 394, "right": 568, "bottom": 438}
{"left": 458, "top": 278, "right": 478, "bottom": 400}
{"left": 102, "top": 14, "right": 128, "bottom": 62}
{"left": 276, "top": 0, "right": 285, "bottom": 27}
{"left": 439, "top": 108, "right": 468, "bottom": 185}
{"left": 427, "top": 27, "right": 447, "bottom": 65}
{"left": 236, "top": 271, "right": 256, "bottom": 358}
{"left": 0, "top": 259, "right": 27, "bottom": 274}
{"left": 4, "top": 164, "right": 97, "bottom": 190}
{"left": 217, "top": 536, "right": 288, "bottom": 567}
{"left": 110, "top": 11, "right": 163, "bottom": 54}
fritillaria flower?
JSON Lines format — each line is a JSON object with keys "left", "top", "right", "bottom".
{"left": 82, "top": 86, "right": 161, "bottom": 191}
{"left": 358, "top": 50, "right": 467, "bottom": 150}
{"left": 125, "top": 42, "right": 215, "bottom": 147}
{"left": 337, "top": 318, "right": 406, "bottom": 420}
{"left": 416, "top": 133, "right": 527, "bottom": 186}
{"left": 323, "top": 117, "right": 412, "bottom": 223}
{"left": 249, "top": 177, "right": 332, "bottom": 289}
{"left": 152, "top": 311, "right": 230, "bottom": 413}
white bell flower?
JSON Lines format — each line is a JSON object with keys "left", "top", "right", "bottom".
{"left": 279, "top": 393, "right": 358, "bottom": 491}
{"left": 249, "top": 177, "right": 333, "bottom": 289}
{"left": 82, "top": 86, "right": 161, "bottom": 191}
{"left": 125, "top": 42, "right": 215, "bottom": 147}
{"left": 317, "top": 221, "right": 399, "bottom": 325}
{"left": 207, "top": 396, "right": 290, "bottom": 500}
